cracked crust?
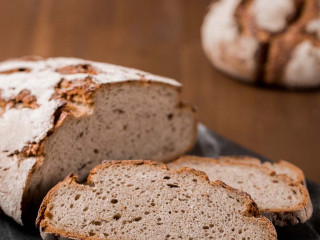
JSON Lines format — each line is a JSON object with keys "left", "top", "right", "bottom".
{"left": 202, "top": 0, "right": 320, "bottom": 88}
{"left": 36, "top": 160, "right": 277, "bottom": 240}
{"left": 168, "top": 156, "right": 313, "bottom": 226}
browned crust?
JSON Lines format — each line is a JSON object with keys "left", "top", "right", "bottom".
{"left": 170, "top": 155, "right": 313, "bottom": 225}
{"left": 0, "top": 89, "right": 40, "bottom": 113}
{"left": 36, "top": 160, "right": 276, "bottom": 240}
{"left": 56, "top": 64, "right": 99, "bottom": 75}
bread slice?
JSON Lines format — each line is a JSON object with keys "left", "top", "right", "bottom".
{"left": 0, "top": 57, "right": 197, "bottom": 225}
{"left": 168, "top": 156, "right": 313, "bottom": 226}
{"left": 36, "top": 160, "right": 276, "bottom": 240}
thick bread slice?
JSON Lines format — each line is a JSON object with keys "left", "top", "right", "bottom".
{"left": 36, "top": 160, "right": 276, "bottom": 240}
{"left": 168, "top": 156, "right": 313, "bottom": 226}
{"left": 0, "top": 57, "right": 197, "bottom": 225}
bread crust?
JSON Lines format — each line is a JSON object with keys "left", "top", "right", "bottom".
{"left": 169, "top": 155, "right": 313, "bottom": 225}
{"left": 36, "top": 160, "right": 277, "bottom": 240}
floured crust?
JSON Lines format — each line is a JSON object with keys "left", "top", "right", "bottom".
{"left": 0, "top": 57, "right": 196, "bottom": 225}
{"left": 36, "top": 160, "right": 276, "bottom": 240}
{"left": 169, "top": 156, "right": 313, "bottom": 226}
{"left": 201, "top": 0, "right": 320, "bottom": 88}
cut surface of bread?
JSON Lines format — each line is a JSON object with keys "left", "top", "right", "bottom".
{"left": 0, "top": 57, "right": 197, "bottom": 225}
{"left": 36, "top": 160, "right": 276, "bottom": 240}
{"left": 262, "top": 160, "right": 306, "bottom": 185}
{"left": 168, "top": 156, "right": 313, "bottom": 226}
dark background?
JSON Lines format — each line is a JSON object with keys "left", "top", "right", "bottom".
{"left": 0, "top": 0, "right": 319, "bottom": 183}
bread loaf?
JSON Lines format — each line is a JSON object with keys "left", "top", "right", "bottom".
{"left": 168, "top": 156, "right": 313, "bottom": 226}
{"left": 36, "top": 160, "right": 277, "bottom": 240}
{"left": 201, "top": 0, "right": 320, "bottom": 88}
{"left": 0, "top": 57, "right": 197, "bottom": 225}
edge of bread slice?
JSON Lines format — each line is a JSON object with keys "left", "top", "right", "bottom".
{"left": 168, "top": 156, "right": 313, "bottom": 226}
{"left": 36, "top": 160, "right": 276, "bottom": 240}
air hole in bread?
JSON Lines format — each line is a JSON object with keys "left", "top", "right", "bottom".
{"left": 167, "top": 184, "right": 179, "bottom": 188}
{"left": 167, "top": 113, "right": 174, "bottom": 120}
{"left": 134, "top": 217, "right": 142, "bottom": 222}
{"left": 90, "top": 220, "right": 102, "bottom": 226}
{"left": 113, "top": 214, "right": 121, "bottom": 220}
{"left": 113, "top": 109, "right": 125, "bottom": 114}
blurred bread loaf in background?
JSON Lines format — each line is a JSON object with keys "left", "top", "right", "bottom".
{"left": 201, "top": 0, "right": 320, "bottom": 88}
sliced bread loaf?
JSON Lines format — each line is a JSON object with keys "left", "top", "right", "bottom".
{"left": 36, "top": 160, "right": 277, "bottom": 240}
{"left": 0, "top": 57, "right": 197, "bottom": 225}
{"left": 168, "top": 156, "right": 312, "bottom": 226}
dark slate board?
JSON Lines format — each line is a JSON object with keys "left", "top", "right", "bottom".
{"left": 1, "top": 124, "right": 319, "bottom": 240}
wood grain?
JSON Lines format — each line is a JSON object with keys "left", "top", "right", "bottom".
{"left": 0, "top": 0, "right": 319, "bottom": 183}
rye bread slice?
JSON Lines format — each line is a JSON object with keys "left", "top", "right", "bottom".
{"left": 0, "top": 57, "right": 197, "bottom": 225}
{"left": 36, "top": 160, "right": 277, "bottom": 240}
{"left": 168, "top": 156, "right": 313, "bottom": 226}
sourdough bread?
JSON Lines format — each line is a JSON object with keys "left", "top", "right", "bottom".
{"left": 201, "top": 0, "right": 320, "bottom": 88}
{"left": 168, "top": 156, "right": 313, "bottom": 226}
{"left": 36, "top": 160, "right": 277, "bottom": 240}
{"left": 0, "top": 57, "right": 197, "bottom": 225}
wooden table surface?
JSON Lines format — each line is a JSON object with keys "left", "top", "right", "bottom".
{"left": 0, "top": 0, "right": 319, "bottom": 183}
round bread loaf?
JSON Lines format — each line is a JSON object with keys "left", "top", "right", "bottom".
{"left": 201, "top": 0, "right": 320, "bottom": 88}
{"left": 0, "top": 57, "right": 197, "bottom": 226}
